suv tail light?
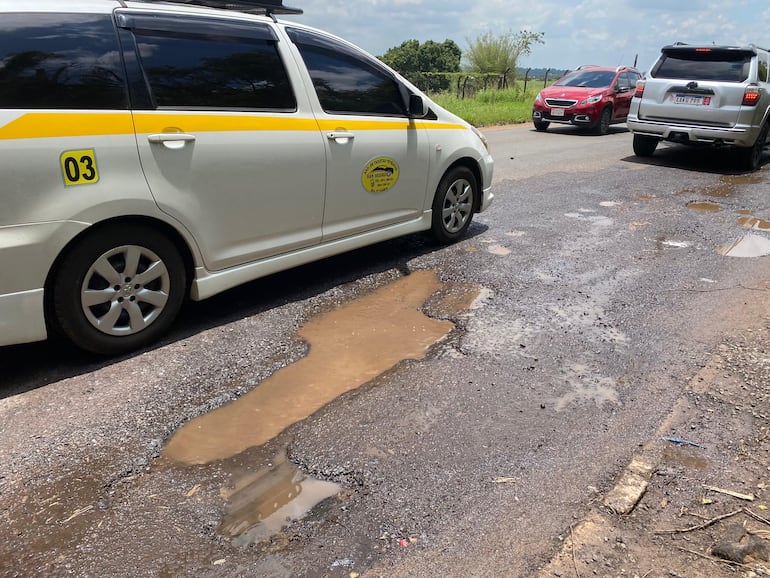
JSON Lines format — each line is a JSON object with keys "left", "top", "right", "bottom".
{"left": 743, "top": 86, "right": 760, "bottom": 106}
{"left": 634, "top": 80, "right": 645, "bottom": 98}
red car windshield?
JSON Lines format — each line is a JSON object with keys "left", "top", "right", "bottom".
{"left": 554, "top": 70, "right": 615, "bottom": 88}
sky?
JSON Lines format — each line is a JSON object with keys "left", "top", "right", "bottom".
{"left": 283, "top": 0, "right": 769, "bottom": 73}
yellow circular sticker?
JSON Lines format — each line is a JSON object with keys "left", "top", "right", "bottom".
{"left": 362, "top": 157, "right": 399, "bottom": 193}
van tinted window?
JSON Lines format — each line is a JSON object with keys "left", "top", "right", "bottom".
{"left": 0, "top": 14, "right": 127, "bottom": 109}
{"left": 652, "top": 49, "right": 752, "bottom": 82}
{"left": 131, "top": 21, "right": 295, "bottom": 110}
{"left": 288, "top": 28, "right": 407, "bottom": 116}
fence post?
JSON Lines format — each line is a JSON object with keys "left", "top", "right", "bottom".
{"left": 544, "top": 68, "right": 551, "bottom": 88}
{"left": 523, "top": 67, "right": 531, "bottom": 94}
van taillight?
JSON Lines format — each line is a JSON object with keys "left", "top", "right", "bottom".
{"left": 743, "top": 86, "right": 760, "bottom": 106}
{"left": 635, "top": 80, "right": 645, "bottom": 98}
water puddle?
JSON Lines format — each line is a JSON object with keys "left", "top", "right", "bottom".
{"left": 737, "top": 215, "right": 770, "bottom": 230}
{"left": 718, "top": 233, "right": 770, "bottom": 257}
{"left": 687, "top": 201, "right": 721, "bottom": 213}
{"left": 661, "top": 445, "right": 708, "bottom": 470}
{"left": 219, "top": 451, "right": 340, "bottom": 547}
{"left": 164, "top": 270, "right": 468, "bottom": 464}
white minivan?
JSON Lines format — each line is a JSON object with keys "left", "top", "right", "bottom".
{"left": 0, "top": 0, "right": 494, "bottom": 354}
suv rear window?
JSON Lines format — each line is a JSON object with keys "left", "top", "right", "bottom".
{"left": 651, "top": 49, "right": 752, "bottom": 82}
{"left": 0, "top": 13, "right": 127, "bottom": 109}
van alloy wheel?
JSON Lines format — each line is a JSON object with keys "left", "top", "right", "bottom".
{"left": 51, "top": 225, "right": 186, "bottom": 355}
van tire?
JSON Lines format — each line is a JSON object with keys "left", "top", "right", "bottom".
{"left": 431, "top": 166, "right": 477, "bottom": 244}
{"left": 633, "top": 134, "right": 658, "bottom": 157}
{"left": 51, "top": 225, "right": 186, "bottom": 355}
{"left": 743, "top": 122, "right": 769, "bottom": 171}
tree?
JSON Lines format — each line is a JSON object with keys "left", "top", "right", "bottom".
{"left": 465, "top": 30, "right": 544, "bottom": 85}
{"left": 380, "top": 39, "right": 461, "bottom": 91}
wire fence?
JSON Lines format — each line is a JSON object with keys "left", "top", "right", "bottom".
{"left": 405, "top": 68, "right": 567, "bottom": 99}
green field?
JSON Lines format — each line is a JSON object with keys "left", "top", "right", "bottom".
{"left": 429, "top": 81, "right": 548, "bottom": 127}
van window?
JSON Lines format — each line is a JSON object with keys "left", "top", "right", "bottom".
{"left": 287, "top": 27, "right": 407, "bottom": 116}
{"left": 130, "top": 20, "right": 295, "bottom": 110}
{"left": 0, "top": 14, "right": 127, "bottom": 109}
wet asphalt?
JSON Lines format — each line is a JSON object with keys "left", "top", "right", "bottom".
{"left": 2, "top": 125, "right": 770, "bottom": 577}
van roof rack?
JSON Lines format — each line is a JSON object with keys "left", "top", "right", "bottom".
{"left": 132, "top": 0, "right": 303, "bottom": 15}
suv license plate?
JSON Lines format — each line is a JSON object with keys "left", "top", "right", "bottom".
{"left": 551, "top": 108, "right": 565, "bottom": 117}
{"left": 674, "top": 94, "right": 711, "bottom": 105}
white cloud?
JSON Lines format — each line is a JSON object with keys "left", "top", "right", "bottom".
{"left": 288, "top": 0, "right": 769, "bottom": 70}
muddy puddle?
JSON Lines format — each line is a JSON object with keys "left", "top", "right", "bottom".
{"left": 737, "top": 215, "right": 770, "bottom": 231}
{"left": 161, "top": 269, "right": 482, "bottom": 545}
{"left": 687, "top": 201, "right": 721, "bottom": 213}
{"left": 718, "top": 233, "right": 770, "bottom": 257}
{"left": 676, "top": 174, "right": 764, "bottom": 199}
{"left": 164, "top": 270, "right": 471, "bottom": 465}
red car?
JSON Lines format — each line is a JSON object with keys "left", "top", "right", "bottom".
{"left": 532, "top": 65, "right": 642, "bottom": 134}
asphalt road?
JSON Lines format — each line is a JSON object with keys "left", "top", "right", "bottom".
{"left": 2, "top": 123, "right": 770, "bottom": 577}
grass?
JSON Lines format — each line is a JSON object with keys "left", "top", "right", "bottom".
{"left": 430, "top": 83, "right": 546, "bottom": 127}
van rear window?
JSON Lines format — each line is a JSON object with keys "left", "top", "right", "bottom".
{"left": 652, "top": 49, "right": 751, "bottom": 82}
{"left": 0, "top": 14, "right": 127, "bottom": 109}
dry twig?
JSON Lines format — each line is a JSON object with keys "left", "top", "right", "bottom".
{"left": 570, "top": 524, "right": 581, "bottom": 578}
{"left": 656, "top": 509, "right": 742, "bottom": 534}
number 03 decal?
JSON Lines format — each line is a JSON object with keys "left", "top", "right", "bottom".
{"left": 60, "top": 149, "right": 99, "bottom": 186}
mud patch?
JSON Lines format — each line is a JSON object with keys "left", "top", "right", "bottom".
{"left": 553, "top": 363, "right": 620, "bottom": 411}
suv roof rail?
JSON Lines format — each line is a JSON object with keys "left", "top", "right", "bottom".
{"left": 131, "top": 0, "right": 303, "bottom": 15}
{"left": 575, "top": 64, "right": 600, "bottom": 70}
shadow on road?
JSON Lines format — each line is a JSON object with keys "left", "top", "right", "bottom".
{"left": 621, "top": 142, "right": 770, "bottom": 175}
{"left": 0, "top": 224, "right": 488, "bottom": 399}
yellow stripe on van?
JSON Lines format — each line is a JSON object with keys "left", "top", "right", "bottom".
{"left": 0, "top": 112, "right": 135, "bottom": 140}
{"left": 0, "top": 111, "right": 468, "bottom": 141}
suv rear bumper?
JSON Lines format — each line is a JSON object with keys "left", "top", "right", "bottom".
{"left": 627, "top": 117, "right": 760, "bottom": 148}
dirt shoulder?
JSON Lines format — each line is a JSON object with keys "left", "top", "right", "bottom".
{"left": 541, "top": 292, "right": 770, "bottom": 577}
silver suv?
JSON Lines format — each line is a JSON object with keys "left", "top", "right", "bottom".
{"left": 627, "top": 43, "right": 770, "bottom": 170}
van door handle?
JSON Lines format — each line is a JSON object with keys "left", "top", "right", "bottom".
{"left": 326, "top": 131, "right": 355, "bottom": 143}
{"left": 148, "top": 133, "right": 196, "bottom": 149}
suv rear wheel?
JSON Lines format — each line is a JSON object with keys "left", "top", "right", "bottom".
{"left": 743, "top": 122, "right": 769, "bottom": 171}
{"left": 633, "top": 134, "right": 658, "bottom": 157}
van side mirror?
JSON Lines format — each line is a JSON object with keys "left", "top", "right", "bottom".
{"left": 408, "top": 94, "right": 429, "bottom": 118}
